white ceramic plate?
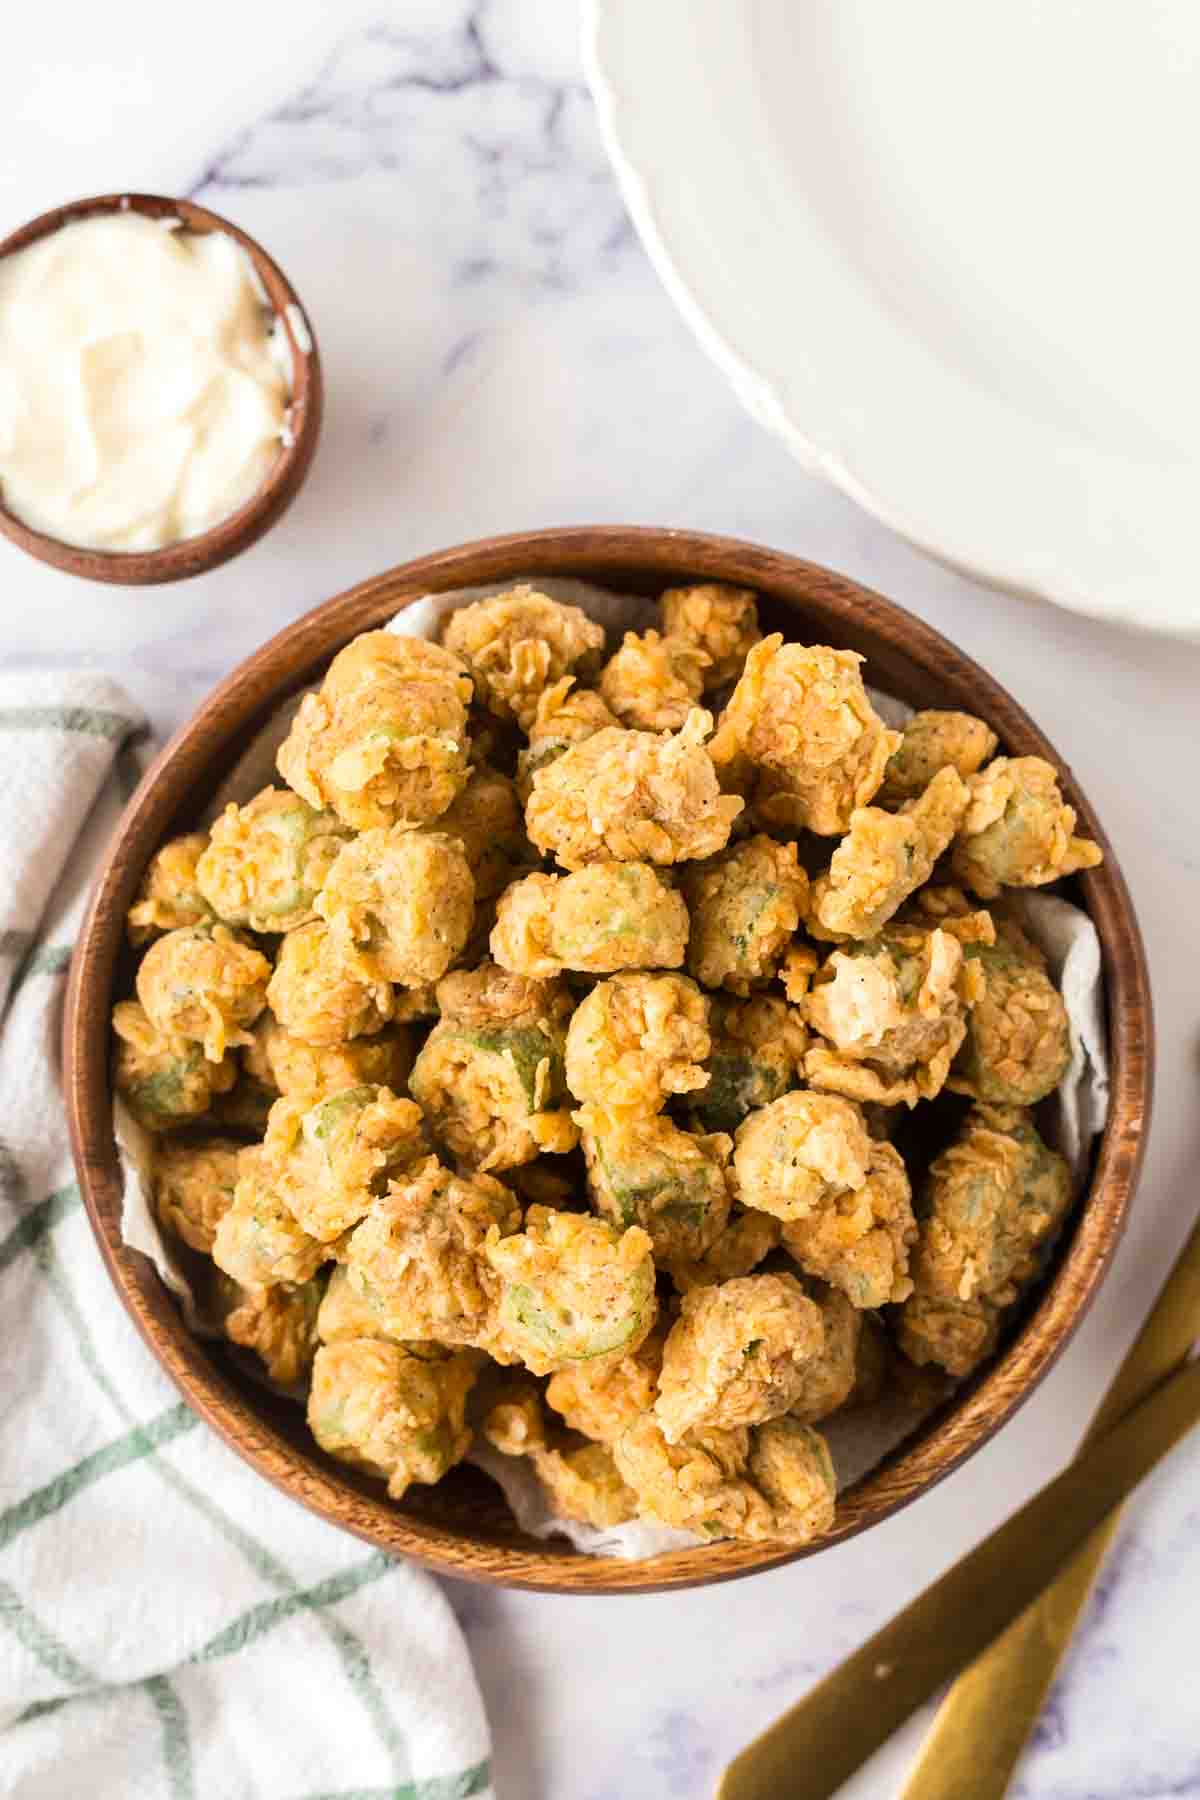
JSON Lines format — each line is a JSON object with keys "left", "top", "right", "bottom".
{"left": 585, "top": 0, "right": 1200, "bottom": 639}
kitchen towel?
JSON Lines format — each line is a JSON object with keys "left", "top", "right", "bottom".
{"left": 0, "top": 671, "right": 493, "bottom": 1800}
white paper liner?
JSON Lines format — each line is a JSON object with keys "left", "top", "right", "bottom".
{"left": 116, "top": 578, "right": 1109, "bottom": 1559}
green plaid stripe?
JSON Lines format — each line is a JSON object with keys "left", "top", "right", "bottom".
{"left": 0, "top": 1185, "right": 82, "bottom": 1273}
{"left": 297, "top": 1769, "right": 493, "bottom": 1800}
{"left": 0, "top": 705, "right": 141, "bottom": 740}
{"left": 10, "top": 943, "right": 73, "bottom": 994}
{"left": 0, "top": 1403, "right": 198, "bottom": 1552}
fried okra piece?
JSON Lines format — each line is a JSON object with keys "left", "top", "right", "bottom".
{"left": 598, "top": 629, "right": 710, "bottom": 731}
{"left": 217, "top": 1274, "right": 324, "bottom": 1387}
{"left": 880, "top": 710, "right": 999, "bottom": 808}
{"left": 316, "top": 827, "right": 474, "bottom": 987}
{"left": 733, "top": 1091, "right": 871, "bottom": 1224}
{"left": 515, "top": 677, "right": 619, "bottom": 803}
{"left": 781, "top": 1140, "right": 917, "bottom": 1308}
{"left": 580, "top": 1109, "right": 733, "bottom": 1265}
{"left": 266, "top": 919, "right": 394, "bottom": 1045}
{"left": 528, "top": 1440, "right": 639, "bottom": 1527}
{"left": 345, "top": 1156, "right": 521, "bottom": 1348}
{"left": 787, "top": 1285, "right": 861, "bottom": 1424}
{"left": 491, "top": 862, "right": 689, "bottom": 978}
{"left": 809, "top": 767, "right": 970, "bottom": 942}
{"left": 262, "top": 1085, "right": 427, "bottom": 1243}
{"left": 246, "top": 1016, "right": 413, "bottom": 1105}
{"left": 896, "top": 1292, "right": 1002, "bottom": 1379}
{"left": 688, "top": 997, "right": 807, "bottom": 1136}
{"left": 212, "top": 1147, "right": 326, "bottom": 1288}
{"left": 746, "top": 1418, "right": 837, "bottom": 1541}
{"left": 658, "top": 583, "right": 761, "bottom": 689}
{"left": 667, "top": 1208, "right": 782, "bottom": 1293}
{"left": 112, "top": 1000, "right": 236, "bottom": 1132}
{"left": 613, "top": 1416, "right": 835, "bottom": 1543}
{"left": 802, "top": 924, "right": 979, "bottom": 1108}
{"left": 481, "top": 1376, "right": 549, "bottom": 1456}
{"left": 654, "top": 1273, "right": 825, "bottom": 1442}
{"left": 127, "top": 833, "right": 214, "bottom": 945}
{"left": 426, "top": 763, "right": 529, "bottom": 901}
{"left": 709, "top": 636, "right": 900, "bottom": 836}
{"left": 564, "top": 972, "right": 710, "bottom": 1120}
{"left": 441, "top": 586, "right": 605, "bottom": 729}
{"left": 950, "top": 922, "right": 1071, "bottom": 1106}
{"left": 409, "top": 963, "right": 577, "bottom": 1170}
{"left": 912, "top": 1105, "right": 1072, "bottom": 1309}
{"left": 153, "top": 1137, "right": 241, "bottom": 1254}
{"left": 277, "top": 633, "right": 472, "bottom": 833}
{"left": 682, "top": 834, "right": 809, "bottom": 994}
{"left": 485, "top": 1206, "right": 657, "bottom": 1376}
{"left": 525, "top": 710, "right": 743, "bottom": 870}
{"left": 308, "top": 1339, "right": 478, "bottom": 1500}
{"left": 136, "top": 923, "right": 271, "bottom": 1063}
{"left": 951, "top": 756, "right": 1103, "bottom": 899}
{"left": 545, "top": 1325, "right": 665, "bottom": 1443}
{"left": 318, "top": 1265, "right": 402, "bottom": 1345}
{"left": 195, "top": 788, "right": 349, "bottom": 934}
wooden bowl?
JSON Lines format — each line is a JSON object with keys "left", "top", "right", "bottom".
{"left": 0, "top": 193, "right": 322, "bottom": 585}
{"left": 64, "top": 528, "right": 1153, "bottom": 1592}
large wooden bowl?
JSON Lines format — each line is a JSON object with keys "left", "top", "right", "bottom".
{"left": 64, "top": 528, "right": 1153, "bottom": 1592}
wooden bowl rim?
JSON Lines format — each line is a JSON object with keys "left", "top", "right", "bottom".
{"left": 0, "top": 192, "right": 323, "bottom": 586}
{"left": 64, "top": 526, "right": 1154, "bottom": 1593}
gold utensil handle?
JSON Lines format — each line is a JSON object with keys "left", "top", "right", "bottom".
{"left": 715, "top": 1355, "right": 1200, "bottom": 1800}
{"left": 900, "top": 1213, "right": 1200, "bottom": 1800}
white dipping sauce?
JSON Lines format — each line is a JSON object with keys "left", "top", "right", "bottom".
{"left": 0, "top": 213, "right": 293, "bottom": 551}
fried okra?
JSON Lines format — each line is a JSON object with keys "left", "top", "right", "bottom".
{"left": 781, "top": 1140, "right": 917, "bottom": 1308}
{"left": 880, "top": 710, "right": 999, "bottom": 808}
{"left": 599, "top": 629, "right": 710, "bottom": 731}
{"left": 212, "top": 1147, "right": 326, "bottom": 1289}
{"left": 688, "top": 997, "right": 807, "bottom": 1136}
{"left": 428, "top": 763, "right": 529, "bottom": 901}
{"left": 277, "top": 634, "right": 472, "bottom": 833}
{"left": 262, "top": 1085, "right": 427, "bottom": 1243}
{"left": 747, "top": 1419, "right": 837, "bottom": 1540}
{"left": 787, "top": 1285, "right": 860, "bottom": 1424}
{"left": 654, "top": 1273, "right": 825, "bottom": 1442}
{"left": 667, "top": 1208, "right": 782, "bottom": 1293}
{"left": 345, "top": 1157, "right": 520, "bottom": 1348}
{"left": 733, "top": 1091, "right": 871, "bottom": 1224}
{"left": 308, "top": 1339, "right": 478, "bottom": 1500}
{"left": 545, "top": 1325, "right": 665, "bottom": 1443}
{"left": 153, "top": 1138, "right": 241, "bottom": 1254}
{"left": 515, "top": 677, "right": 619, "bottom": 802}
{"left": 802, "top": 924, "right": 979, "bottom": 1108}
{"left": 490, "top": 862, "right": 689, "bottom": 978}
{"left": 709, "top": 637, "right": 900, "bottom": 836}
{"left": 112, "top": 1000, "right": 236, "bottom": 1132}
{"left": 911, "top": 1105, "right": 1072, "bottom": 1309}
{"left": 317, "top": 826, "right": 474, "bottom": 987}
{"left": 246, "top": 1017, "right": 413, "bottom": 1105}
{"left": 950, "top": 922, "right": 1071, "bottom": 1106}
{"left": 266, "top": 919, "right": 394, "bottom": 1046}
{"left": 613, "top": 1415, "right": 835, "bottom": 1543}
{"left": 441, "top": 586, "right": 605, "bottom": 729}
{"left": 682, "top": 834, "right": 809, "bottom": 994}
{"left": 580, "top": 1110, "right": 733, "bottom": 1265}
{"left": 658, "top": 583, "right": 761, "bottom": 688}
{"left": 136, "top": 924, "right": 271, "bottom": 1063}
{"left": 485, "top": 1206, "right": 657, "bottom": 1376}
{"left": 951, "top": 756, "right": 1103, "bottom": 899}
{"left": 564, "top": 972, "right": 710, "bottom": 1119}
{"left": 409, "top": 963, "right": 577, "bottom": 1170}
{"left": 896, "top": 1292, "right": 1002, "bottom": 1379}
{"left": 809, "top": 767, "right": 970, "bottom": 942}
{"left": 527, "top": 1440, "right": 639, "bottom": 1527}
{"left": 196, "top": 788, "right": 349, "bottom": 934}
{"left": 216, "top": 1273, "right": 323, "bottom": 1387}
{"left": 525, "top": 710, "right": 743, "bottom": 870}
{"left": 127, "top": 833, "right": 214, "bottom": 945}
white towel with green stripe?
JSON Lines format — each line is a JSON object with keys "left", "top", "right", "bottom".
{"left": 0, "top": 672, "right": 494, "bottom": 1800}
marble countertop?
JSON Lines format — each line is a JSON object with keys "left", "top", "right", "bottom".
{"left": 5, "top": 6, "right": 1199, "bottom": 1796}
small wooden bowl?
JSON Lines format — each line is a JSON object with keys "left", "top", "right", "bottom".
{"left": 64, "top": 528, "right": 1153, "bottom": 1592}
{"left": 0, "top": 193, "right": 322, "bottom": 585}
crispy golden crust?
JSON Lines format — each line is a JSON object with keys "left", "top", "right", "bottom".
{"left": 654, "top": 1273, "right": 825, "bottom": 1441}
{"left": 666, "top": 1208, "right": 782, "bottom": 1293}
{"left": 317, "top": 827, "right": 475, "bottom": 987}
{"left": 490, "top": 863, "right": 689, "bottom": 978}
{"left": 153, "top": 1138, "right": 241, "bottom": 1255}
{"left": 211, "top": 1146, "right": 326, "bottom": 1288}
{"left": 484, "top": 1206, "right": 657, "bottom": 1377}
{"left": 682, "top": 835, "right": 809, "bottom": 994}
{"left": 581, "top": 1111, "right": 733, "bottom": 1265}
{"left": 262, "top": 1085, "right": 427, "bottom": 1243}
{"left": 221, "top": 1276, "right": 323, "bottom": 1387}
{"left": 781, "top": 1141, "right": 916, "bottom": 1308}
{"left": 247, "top": 1017, "right": 413, "bottom": 1104}
{"left": 658, "top": 583, "right": 761, "bottom": 689}
{"left": 810, "top": 767, "right": 970, "bottom": 942}
{"left": 710, "top": 636, "right": 900, "bottom": 836}
{"left": 896, "top": 1292, "right": 1002, "bottom": 1379}
{"left": 785, "top": 1285, "right": 863, "bottom": 1425}
{"left": 688, "top": 996, "right": 807, "bottom": 1136}
{"left": 879, "top": 710, "right": 999, "bottom": 808}
{"left": 307, "top": 1339, "right": 479, "bottom": 1500}
{"left": 733, "top": 1091, "right": 871, "bottom": 1224}
{"left": 530, "top": 1440, "right": 640, "bottom": 1527}
{"left": 136, "top": 924, "right": 271, "bottom": 1063}
{"left": 599, "top": 629, "right": 710, "bottom": 731}
{"left": 429, "top": 764, "right": 530, "bottom": 901}
{"left": 612, "top": 1415, "right": 835, "bottom": 1543}
{"left": 442, "top": 586, "right": 605, "bottom": 728}
{"left": 481, "top": 1377, "right": 549, "bottom": 1456}
{"left": 564, "top": 972, "right": 710, "bottom": 1120}
{"left": 112, "top": 1000, "right": 236, "bottom": 1132}
{"left": 516, "top": 677, "right": 619, "bottom": 803}
{"left": 950, "top": 932, "right": 1071, "bottom": 1105}
{"left": 196, "top": 787, "right": 349, "bottom": 934}
{"left": 545, "top": 1325, "right": 665, "bottom": 1444}
{"left": 127, "top": 833, "right": 214, "bottom": 946}
{"left": 951, "top": 757, "right": 1103, "bottom": 899}
{"left": 266, "top": 919, "right": 395, "bottom": 1046}
{"left": 525, "top": 710, "right": 743, "bottom": 870}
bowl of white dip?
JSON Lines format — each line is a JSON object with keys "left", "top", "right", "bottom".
{"left": 0, "top": 192, "right": 322, "bottom": 585}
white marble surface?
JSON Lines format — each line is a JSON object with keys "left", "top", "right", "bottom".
{"left": 4, "top": 6, "right": 1199, "bottom": 1796}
